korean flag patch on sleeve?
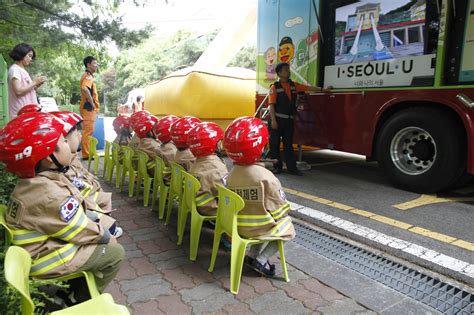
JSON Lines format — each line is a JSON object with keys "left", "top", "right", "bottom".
{"left": 60, "top": 197, "right": 79, "bottom": 222}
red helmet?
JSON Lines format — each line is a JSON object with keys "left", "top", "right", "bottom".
{"left": 0, "top": 112, "right": 64, "bottom": 178}
{"left": 113, "top": 116, "right": 131, "bottom": 134}
{"left": 188, "top": 122, "right": 223, "bottom": 157}
{"left": 17, "top": 104, "right": 42, "bottom": 116}
{"left": 154, "top": 115, "right": 179, "bottom": 143}
{"left": 223, "top": 116, "right": 268, "bottom": 165}
{"left": 50, "top": 111, "right": 83, "bottom": 136}
{"left": 130, "top": 110, "right": 151, "bottom": 129}
{"left": 170, "top": 116, "right": 201, "bottom": 149}
{"left": 133, "top": 115, "right": 158, "bottom": 139}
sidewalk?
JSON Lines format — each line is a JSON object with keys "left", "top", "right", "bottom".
{"left": 96, "top": 168, "right": 375, "bottom": 314}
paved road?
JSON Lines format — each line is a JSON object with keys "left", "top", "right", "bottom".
{"left": 274, "top": 149, "right": 474, "bottom": 283}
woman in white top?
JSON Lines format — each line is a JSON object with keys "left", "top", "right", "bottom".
{"left": 8, "top": 43, "right": 46, "bottom": 120}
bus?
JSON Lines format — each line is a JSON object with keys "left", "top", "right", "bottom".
{"left": 255, "top": 0, "right": 474, "bottom": 193}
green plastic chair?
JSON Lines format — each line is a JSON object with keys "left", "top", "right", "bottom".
{"left": 208, "top": 184, "right": 290, "bottom": 294}
{"left": 102, "top": 140, "right": 112, "bottom": 178}
{"left": 108, "top": 142, "right": 123, "bottom": 187}
{"left": 179, "top": 172, "right": 217, "bottom": 260}
{"left": 151, "top": 156, "right": 169, "bottom": 220}
{"left": 4, "top": 246, "right": 130, "bottom": 315}
{"left": 135, "top": 150, "right": 153, "bottom": 207}
{"left": 120, "top": 146, "right": 137, "bottom": 197}
{"left": 87, "top": 136, "right": 104, "bottom": 175}
{"left": 0, "top": 205, "right": 101, "bottom": 298}
{"left": 165, "top": 161, "right": 185, "bottom": 225}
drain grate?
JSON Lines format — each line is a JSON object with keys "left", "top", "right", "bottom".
{"left": 293, "top": 222, "right": 474, "bottom": 315}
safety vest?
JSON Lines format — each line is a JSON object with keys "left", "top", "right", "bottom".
{"left": 6, "top": 171, "right": 110, "bottom": 278}
{"left": 274, "top": 80, "right": 297, "bottom": 116}
{"left": 226, "top": 163, "right": 295, "bottom": 241}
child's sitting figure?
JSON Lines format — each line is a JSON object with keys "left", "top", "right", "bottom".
{"left": 154, "top": 115, "right": 179, "bottom": 183}
{"left": 170, "top": 116, "right": 201, "bottom": 171}
{"left": 113, "top": 115, "right": 132, "bottom": 146}
{"left": 188, "top": 122, "right": 228, "bottom": 216}
{"left": 133, "top": 113, "right": 161, "bottom": 177}
{"left": 129, "top": 110, "right": 152, "bottom": 149}
{"left": 51, "top": 111, "right": 122, "bottom": 237}
{"left": 223, "top": 116, "right": 295, "bottom": 278}
{"left": 0, "top": 112, "right": 124, "bottom": 297}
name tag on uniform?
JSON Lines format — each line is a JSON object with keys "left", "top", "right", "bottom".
{"left": 231, "top": 186, "right": 262, "bottom": 202}
{"left": 72, "top": 176, "right": 86, "bottom": 190}
{"left": 60, "top": 197, "right": 79, "bottom": 222}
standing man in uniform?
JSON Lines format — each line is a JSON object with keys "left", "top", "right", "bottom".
{"left": 268, "top": 62, "right": 330, "bottom": 175}
{"left": 80, "top": 56, "right": 99, "bottom": 160}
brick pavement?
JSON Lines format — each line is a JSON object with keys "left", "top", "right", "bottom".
{"left": 96, "top": 165, "right": 376, "bottom": 314}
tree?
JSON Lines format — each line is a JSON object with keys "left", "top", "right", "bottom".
{"left": 0, "top": 0, "right": 153, "bottom": 107}
{"left": 105, "top": 30, "right": 218, "bottom": 107}
{"left": 228, "top": 45, "right": 256, "bottom": 70}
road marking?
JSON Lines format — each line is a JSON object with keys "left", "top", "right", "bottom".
{"left": 288, "top": 201, "right": 474, "bottom": 280}
{"left": 394, "top": 194, "right": 474, "bottom": 210}
{"left": 284, "top": 187, "right": 474, "bottom": 252}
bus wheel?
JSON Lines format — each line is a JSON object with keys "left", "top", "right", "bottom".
{"left": 376, "top": 108, "right": 465, "bottom": 193}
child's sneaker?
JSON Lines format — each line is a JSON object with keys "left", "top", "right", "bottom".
{"left": 113, "top": 226, "right": 123, "bottom": 238}
{"left": 250, "top": 259, "right": 276, "bottom": 277}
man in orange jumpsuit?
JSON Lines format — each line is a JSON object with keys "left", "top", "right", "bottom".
{"left": 80, "top": 56, "right": 100, "bottom": 160}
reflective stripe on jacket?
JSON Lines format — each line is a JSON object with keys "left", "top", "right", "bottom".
{"left": 226, "top": 164, "right": 295, "bottom": 241}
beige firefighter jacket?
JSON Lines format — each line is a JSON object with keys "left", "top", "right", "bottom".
{"left": 65, "top": 154, "right": 112, "bottom": 212}
{"left": 189, "top": 154, "right": 228, "bottom": 216}
{"left": 6, "top": 170, "right": 113, "bottom": 278}
{"left": 129, "top": 133, "right": 141, "bottom": 149}
{"left": 160, "top": 142, "right": 177, "bottom": 183}
{"left": 174, "top": 148, "right": 195, "bottom": 171}
{"left": 137, "top": 137, "right": 162, "bottom": 176}
{"left": 226, "top": 163, "right": 295, "bottom": 241}
{"left": 113, "top": 134, "right": 131, "bottom": 146}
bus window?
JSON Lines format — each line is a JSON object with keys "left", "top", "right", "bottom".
{"left": 445, "top": 0, "right": 474, "bottom": 84}
{"left": 321, "top": 0, "right": 440, "bottom": 89}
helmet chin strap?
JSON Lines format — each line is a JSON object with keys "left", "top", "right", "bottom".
{"left": 49, "top": 153, "right": 69, "bottom": 173}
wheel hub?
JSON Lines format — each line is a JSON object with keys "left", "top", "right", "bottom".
{"left": 390, "top": 127, "right": 437, "bottom": 175}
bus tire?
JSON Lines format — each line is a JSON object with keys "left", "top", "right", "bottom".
{"left": 376, "top": 107, "right": 465, "bottom": 193}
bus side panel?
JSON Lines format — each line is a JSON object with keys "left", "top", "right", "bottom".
{"left": 295, "top": 88, "right": 474, "bottom": 174}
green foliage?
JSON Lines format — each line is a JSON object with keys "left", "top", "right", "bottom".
{"left": 0, "top": 164, "right": 17, "bottom": 206}
{"left": 105, "top": 30, "right": 218, "bottom": 106}
{"left": 0, "top": 0, "right": 153, "bottom": 107}
{"left": 228, "top": 45, "right": 256, "bottom": 70}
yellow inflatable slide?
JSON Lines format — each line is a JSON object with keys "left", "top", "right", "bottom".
{"left": 144, "top": 67, "right": 256, "bottom": 129}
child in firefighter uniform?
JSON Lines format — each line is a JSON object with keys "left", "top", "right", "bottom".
{"left": 0, "top": 112, "right": 124, "bottom": 299}
{"left": 113, "top": 115, "right": 132, "bottom": 146}
{"left": 129, "top": 110, "right": 151, "bottom": 149}
{"left": 134, "top": 113, "right": 161, "bottom": 176}
{"left": 170, "top": 116, "right": 200, "bottom": 171}
{"left": 50, "top": 111, "right": 122, "bottom": 237}
{"left": 155, "top": 115, "right": 179, "bottom": 183}
{"left": 224, "top": 116, "right": 295, "bottom": 277}
{"left": 188, "top": 122, "right": 228, "bottom": 216}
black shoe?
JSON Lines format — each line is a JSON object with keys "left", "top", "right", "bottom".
{"left": 288, "top": 169, "right": 303, "bottom": 176}
{"left": 244, "top": 255, "right": 255, "bottom": 266}
{"left": 272, "top": 168, "right": 282, "bottom": 174}
{"left": 250, "top": 259, "right": 276, "bottom": 277}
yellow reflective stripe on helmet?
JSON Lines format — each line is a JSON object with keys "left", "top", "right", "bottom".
{"left": 269, "top": 216, "right": 292, "bottom": 237}
{"left": 237, "top": 213, "right": 274, "bottom": 227}
{"left": 11, "top": 229, "right": 48, "bottom": 245}
{"left": 50, "top": 208, "right": 87, "bottom": 241}
{"left": 269, "top": 203, "right": 290, "bottom": 221}
{"left": 30, "top": 243, "right": 79, "bottom": 276}
{"left": 195, "top": 193, "right": 215, "bottom": 207}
